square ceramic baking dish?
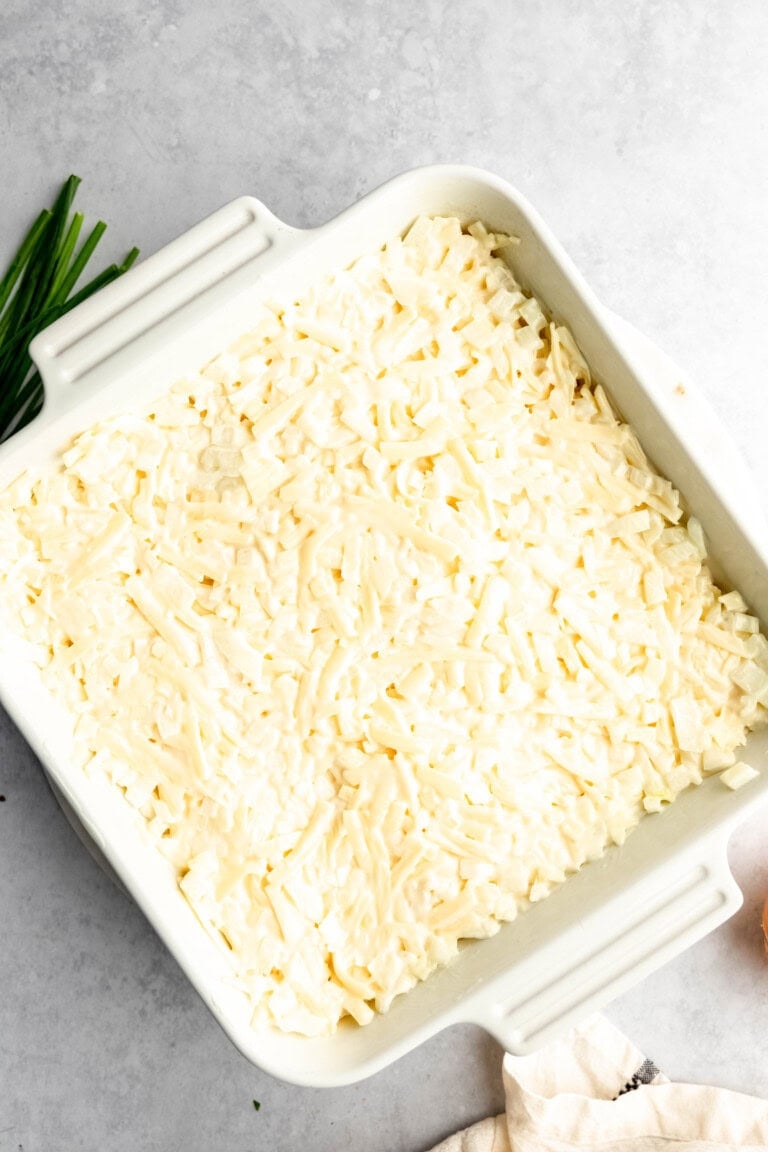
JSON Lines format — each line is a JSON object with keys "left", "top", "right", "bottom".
{"left": 1, "top": 166, "right": 767, "bottom": 1086}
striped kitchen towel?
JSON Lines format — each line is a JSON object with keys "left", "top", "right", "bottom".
{"left": 429, "top": 1014, "right": 768, "bottom": 1151}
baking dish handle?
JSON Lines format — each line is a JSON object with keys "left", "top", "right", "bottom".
{"left": 467, "top": 833, "right": 741, "bottom": 1054}
{"left": 28, "top": 196, "right": 299, "bottom": 407}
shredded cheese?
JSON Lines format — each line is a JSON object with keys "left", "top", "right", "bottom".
{"left": 0, "top": 215, "right": 766, "bottom": 1038}
{"left": 720, "top": 761, "right": 760, "bottom": 790}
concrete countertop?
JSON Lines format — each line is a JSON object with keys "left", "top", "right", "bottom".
{"left": 1, "top": 2, "right": 767, "bottom": 1148}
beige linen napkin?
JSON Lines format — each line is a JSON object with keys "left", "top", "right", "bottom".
{"left": 429, "top": 1014, "right": 768, "bottom": 1151}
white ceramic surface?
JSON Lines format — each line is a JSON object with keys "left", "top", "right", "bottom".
{"left": 3, "top": 166, "right": 768, "bottom": 1086}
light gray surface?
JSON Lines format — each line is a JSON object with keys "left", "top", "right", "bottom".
{"left": 2, "top": 1, "right": 768, "bottom": 1149}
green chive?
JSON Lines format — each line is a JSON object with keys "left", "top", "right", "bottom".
{"left": 46, "top": 211, "right": 84, "bottom": 303}
{"left": 52, "top": 220, "right": 108, "bottom": 306}
{"left": 0, "top": 209, "right": 51, "bottom": 314}
{"left": 0, "top": 177, "right": 140, "bottom": 440}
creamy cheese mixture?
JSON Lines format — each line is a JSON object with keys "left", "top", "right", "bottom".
{"left": 1, "top": 216, "right": 766, "bottom": 1036}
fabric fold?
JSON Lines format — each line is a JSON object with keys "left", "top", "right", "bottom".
{"left": 427, "top": 1015, "right": 768, "bottom": 1152}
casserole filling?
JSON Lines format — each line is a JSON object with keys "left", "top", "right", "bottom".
{"left": 0, "top": 215, "right": 766, "bottom": 1036}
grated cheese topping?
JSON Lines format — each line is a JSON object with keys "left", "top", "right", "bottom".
{"left": 0, "top": 215, "right": 766, "bottom": 1036}
{"left": 720, "top": 761, "right": 761, "bottom": 790}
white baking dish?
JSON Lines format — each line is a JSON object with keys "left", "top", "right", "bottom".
{"left": 2, "top": 166, "right": 768, "bottom": 1086}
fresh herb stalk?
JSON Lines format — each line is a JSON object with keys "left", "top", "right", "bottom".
{"left": 0, "top": 176, "right": 139, "bottom": 439}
